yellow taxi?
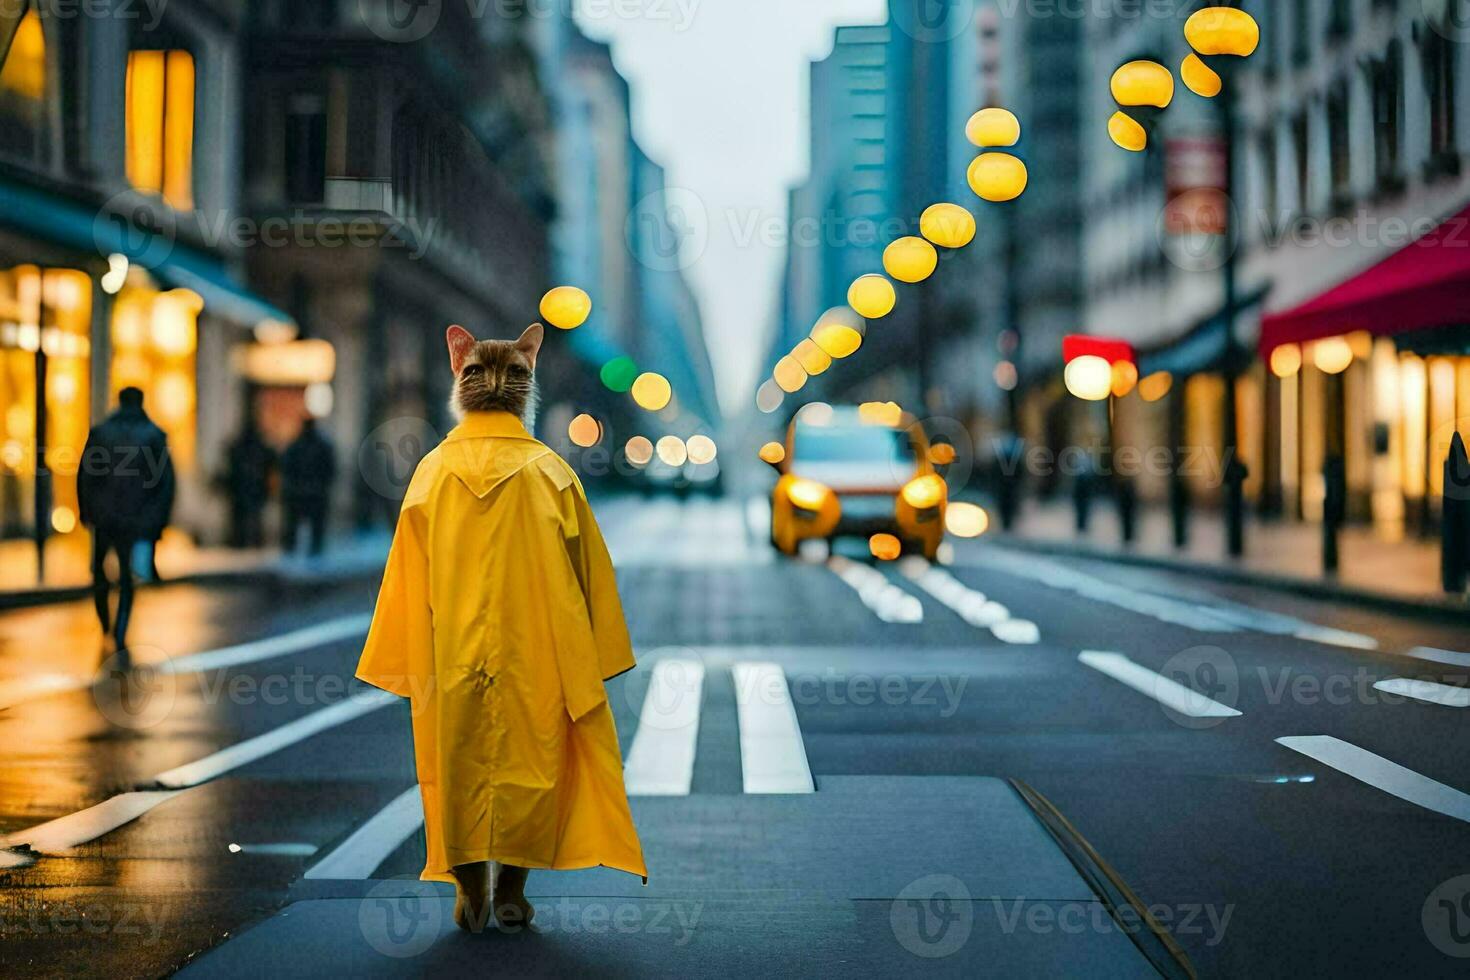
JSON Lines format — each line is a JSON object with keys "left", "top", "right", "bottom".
{"left": 764, "top": 403, "right": 947, "bottom": 560}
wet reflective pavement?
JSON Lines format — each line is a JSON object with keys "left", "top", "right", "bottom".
{"left": 3, "top": 498, "right": 1470, "bottom": 977}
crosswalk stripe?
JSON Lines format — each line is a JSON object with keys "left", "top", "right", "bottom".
{"left": 155, "top": 690, "right": 397, "bottom": 789}
{"left": 1405, "top": 646, "right": 1470, "bottom": 669}
{"left": 1276, "top": 735, "right": 1470, "bottom": 822}
{"left": 1079, "top": 651, "right": 1242, "bottom": 719}
{"left": 1374, "top": 678, "right": 1470, "bottom": 708}
{"left": 160, "top": 615, "right": 372, "bottom": 675}
{"left": 624, "top": 659, "right": 705, "bottom": 796}
{"left": 825, "top": 555, "right": 923, "bottom": 624}
{"left": 732, "top": 662, "right": 815, "bottom": 794}
{"left": 1, "top": 791, "right": 183, "bottom": 854}
{"left": 898, "top": 558, "right": 1038, "bottom": 643}
{"left": 304, "top": 786, "right": 424, "bottom": 880}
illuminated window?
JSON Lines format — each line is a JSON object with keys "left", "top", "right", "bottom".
{"left": 0, "top": 10, "right": 46, "bottom": 162}
{"left": 126, "top": 50, "right": 195, "bottom": 210}
{"left": 0, "top": 10, "right": 44, "bottom": 100}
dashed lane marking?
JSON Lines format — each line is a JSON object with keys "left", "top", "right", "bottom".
{"left": 1374, "top": 678, "right": 1470, "bottom": 708}
{"left": 732, "top": 662, "right": 815, "bottom": 794}
{"left": 1079, "top": 651, "right": 1243, "bottom": 720}
{"left": 624, "top": 659, "right": 706, "bottom": 796}
{"left": 898, "top": 558, "right": 1038, "bottom": 644}
{"left": 160, "top": 615, "right": 373, "bottom": 675}
{"left": 1276, "top": 735, "right": 1470, "bottom": 822}
{"left": 304, "top": 785, "right": 424, "bottom": 879}
{"left": 825, "top": 555, "right": 923, "bottom": 624}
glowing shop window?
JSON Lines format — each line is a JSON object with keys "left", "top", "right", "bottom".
{"left": 126, "top": 50, "right": 196, "bottom": 210}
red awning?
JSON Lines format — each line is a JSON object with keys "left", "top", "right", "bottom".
{"left": 1259, "top": 202, "right": 1470, "bottom": 352}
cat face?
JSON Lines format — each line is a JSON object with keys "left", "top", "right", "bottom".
{"left": 447, "top": 323, "right": 543, "bottom": 420}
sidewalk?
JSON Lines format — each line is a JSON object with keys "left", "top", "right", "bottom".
{"left": 992, "top": 498, "right": 1467, "bottom": 618}
{"left": 0, "top": 530, "right": 390, "bottom": 610}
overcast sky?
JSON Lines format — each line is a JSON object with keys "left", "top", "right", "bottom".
{"left": 575, "top": 0, "right": 888, "bottom": 418}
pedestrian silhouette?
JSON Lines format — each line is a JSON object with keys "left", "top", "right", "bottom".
{"left": 77, "top": 387, "right": 176, "bottom": 650}
{"left": 280, "top": 418, "right": 337, "bottom": 556}
{"left": 224, "top": 422, "right": 276, "bottom": 548}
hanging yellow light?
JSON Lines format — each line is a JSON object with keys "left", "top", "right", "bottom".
{"left": 1180, "top": 53, "right": 1222, "bottom": 98}
{"left": 920, "top": 203, "right": 977, "bottom": 249}
{"left": 540, "top": 286, "right": 592, "bottom": 330}
{"left": 848, "top": 274, "right": 897, "bottom": 319}
{"left": 810, "top": 307, "right": 867, "bottom": 359}
{"left": 883, "top": 236, "right": 939, "bottom": 283}
{"left": 967, "top": 153, "right": 1028, "bottom": 203}
{"left": 1184, "top": 7, "right": 1261, "bottom": 58}
{"left": 964, "top": 107, "right": 1020, "bottom": 148}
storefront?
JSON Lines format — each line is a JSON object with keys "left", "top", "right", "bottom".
{"left": 1260, "top": 202, "right": 1470, "bottom": 539}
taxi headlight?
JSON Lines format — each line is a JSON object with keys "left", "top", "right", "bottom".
{"left": 901, "top": 475, "right": 946, "bottom": 511}
{"left": 787, "top": 478, "right": 832, "bottom": 514}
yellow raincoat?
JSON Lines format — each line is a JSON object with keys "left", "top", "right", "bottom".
{"left": 356, "top": 411, "right": 646, "bottom": 883}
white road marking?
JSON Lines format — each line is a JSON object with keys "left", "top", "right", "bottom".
{"left": 304, "top": 786, "right": 424, "bottom": 879}
{"left": 231, "top": 843, "right": 319, "bottom": 857}
{"left": 732, "top": 662, "right": 815, "bottom": 794}
{"left": 2, "top": 791, "right": 183, "bottom": 854}
{"left": 624, "top": 659, "right": 706, "bottom": 796}
{"left": 2, "top": 691, "right": 400, "bottom": 856}
{"left": 1374, "top": 678, "right": 1470, "bottom": 708}
{"left": 826, "top": 555, "right": 923, "bottom": 624}
{"left": 1079, "top": 651, "right": 1243, "bottom": 719}
{"left": 0, "top": 673, "right": 91, "bottom": 711}
{"left": 1276, "top": 735, "right": 1470, "bottom": 822}
{"left": 154, "top": 690, "right": 397, "bottom": 789}
{"left": 160, "top": 615, "right": 372, "bottom": 675}
{"left": 1405, "top": 646, "right": 1470, "bottom": 669}
{"left": 898, "top": 559, "right": 1038, "bottom": 644}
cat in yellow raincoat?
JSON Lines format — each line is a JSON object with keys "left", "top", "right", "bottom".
{"left": 356, "top": 322, "right": 646, "bottom": 933}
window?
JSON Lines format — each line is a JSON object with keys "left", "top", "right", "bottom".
{"left": 1260, "top": 128, "right": 1279, "bottom": 224}
{"left": 1292, "top": 112, "right": 1310, "bottom": 214}
{"left": 1327, "top": 82, "right": 1352, "bottom": 203}
{"left": 1327, "top": 0, "right": 1352, "bottom": 39}
{"left": 1369, "top": 43, "right": 1404, "bottom": 190}
{"left": 1424, "top": 29, "right": 1458, "bottom": 172}
{"left": 126, "top": 49, "right": 196, "bottom": 210}
{"left": 1291, "top": 0, "right": 1311, "bottom": 66}
{"left": 0, "top": 9, "right": 46, "bottom": 162}
{"left": 285, "top": 92, "right": 327, "bottom": 203}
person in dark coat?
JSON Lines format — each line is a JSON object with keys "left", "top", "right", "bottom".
{"left": 77, "top": 387, "right": 176, "bottom": 649}
{"left": 225, "top": 423, "right": 275, "bottom": 548}
{"left": 280, "top": 418, "right": 336, "bottom": 556}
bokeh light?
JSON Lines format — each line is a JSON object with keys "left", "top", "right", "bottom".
{"left": 798, "top": 401, "right": 834, "bottom": 426}
{"left": 793, "top": 338, "right": 832, "bottom": 377}
{"left": 1184, "top": 6, "right": 1260, "bottom": 57}
{"left": 920, "top": 203, "right": 976, "bottom": 249}
{"left": 600, "top": 356, "right": 639, "bottom": 392}
{"left": 945, "top": 502, "right": 990, "bottom": 539}
{"left": 773, "top": 355, "right": 808, "bottom": 393}
{"left": 1269, "top": 344, "right": 1303, "bottom": 378}
{"left": 656, "top": 435, "right": 688, "bottom": 467}
{"left": 1110, "top": 360, "right": 1139, "bottom": 398}
{"left": 756, "top": 379, "right": 785, "bottom": 414}
{"left": 1108, "top": 111, "right": 1149, "bottom": 152}
{"left": 631, "top": 372, "right": 672, "bottom": 411}
{"left": 1181, "top": 53, "right": 1222, "bottom": 98}
{"left": 51, "top": 505, "right": 78, "bottom": 534}
{"left": 847, "top": 274, "right": 896, "bottom": 320}
{"left": 759, "top": 441, "right": 787, "bottom": 465}
{"left": 869, "top": 534, "right": 902, "bottom": 561}
{"left": 1138, "top": 371, "right": 1174, "bottom": 402}
{"left": 810, "top": 306, "right": 867, "bottom": 359}
{"left": 568, "top": 413, "right": 603, "bottom": 447}
{"left": 901, "top": 474, "right": 946, "bottom": 510}
{"left": 1111, "top": 60, "right": 1175, "bottom": 108}
{"left": 993, "top": 360, "right": 1018, "bottom": 391}
{"left": 1312, "top": 337, "right": 1353, "bottom": 375}
{"left": 686, "top": 434, "right": 718, "bottom": 465}
{"left": 540, "top": 286, "right": 592, "bottom": 330}
{"left": 625, "top": 435, "right": 654, "bottom": 466}
{"left": 965, "top": 107, "right": 1020, "bottom": 148}
{"left": 967, "top": 152, "right": 1028, "bottom": 202}
{"left": 883, "top": 236, "right": 939, "bottom": 283}
{"left": 1064, "top": 355, "right": 1113, "bottom": 401}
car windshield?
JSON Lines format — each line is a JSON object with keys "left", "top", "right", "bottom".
{"left": 793, "top": 424, "right": 914, "bottom": 464}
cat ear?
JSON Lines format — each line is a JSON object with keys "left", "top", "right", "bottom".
{"left": 515, "top": 322, "right": 544, "bottom": 369}
{"left": 446, "top": 325, "right": 476, "bottom": 375}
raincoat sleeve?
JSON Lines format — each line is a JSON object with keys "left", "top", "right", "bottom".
{"left": 356, "top": 501, "right": 433, "bottom": 699}
{"left": 568, "top": 484, "right": 636, "bottom": 682}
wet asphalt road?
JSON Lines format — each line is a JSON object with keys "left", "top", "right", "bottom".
{"left": 2, "top": 496, "right": 1470, "bottom": 977}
